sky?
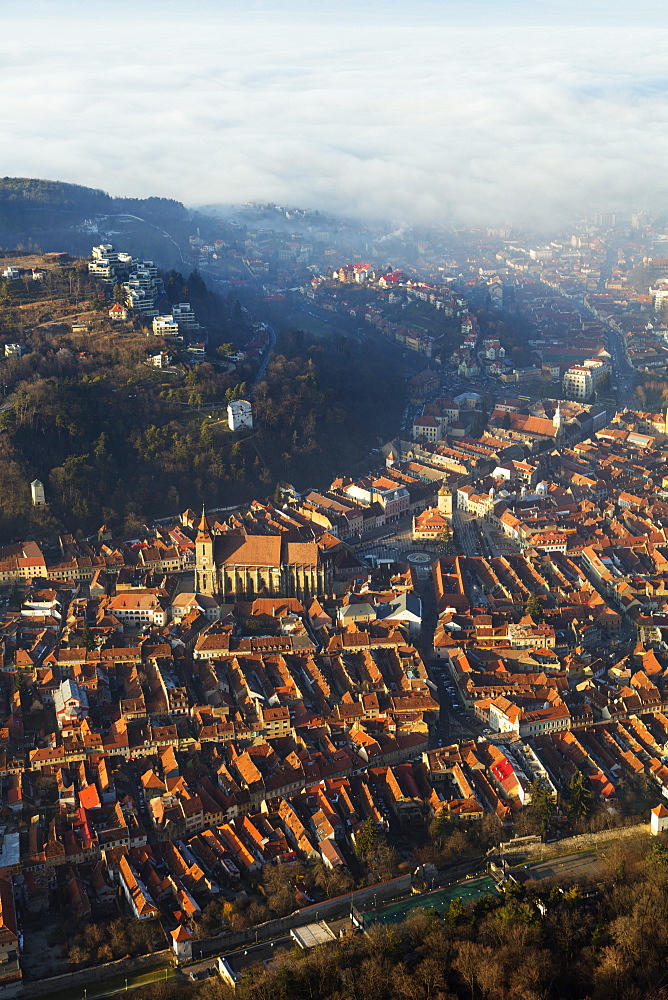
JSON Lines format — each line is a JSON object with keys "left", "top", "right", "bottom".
{"left": 2, "top": 0, "right": 668, "bottom": 228}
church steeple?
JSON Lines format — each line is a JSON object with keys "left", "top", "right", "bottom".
{"left": 196, "top": 505, "right": 211, "bottom": 541}
{"left": 553, "top": 402, "right": 563, "bottom": 433}
{"left": 195, "top": 506, "right": 214, "bottom": 595}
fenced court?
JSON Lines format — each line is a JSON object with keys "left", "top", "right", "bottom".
{"left": 363, "top": 875, "right": 500, "bottom": 926}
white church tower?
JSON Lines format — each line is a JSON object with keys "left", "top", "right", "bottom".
{"left": 553, "top": 402, "right": 563, "bottom": 438}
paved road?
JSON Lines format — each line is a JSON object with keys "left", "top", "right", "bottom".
{"left": 578, "top": 242, "right": 637, "bottom": 408}
{"left": 112, "top": 213, "right": 188, "bottom": 267}
{"left": 453, "top": 510, "right": 480, "bottom": 556}
{"left": 250, "top": 324, "right": 277, "bottom": 394}
{"left": 45, "top": 962, "right": 175, "bottom": 1000}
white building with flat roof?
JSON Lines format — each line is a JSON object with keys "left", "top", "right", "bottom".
{"left": 562, "top": 365, "right": 593, "bottom": 400}
{"left": 89, "top": 244, "right": 120, "bottom": 282}
{"left": 152, "top": 315, "right": 180, "bottom": 337}
{"left": 171, "top": 302, "right": 200, "bottom": 334}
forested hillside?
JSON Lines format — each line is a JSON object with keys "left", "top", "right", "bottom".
{"left": 0, "top": 256, "right": 404, "bottom": 539}
{"left": 252, "top": 327, "right": 404, "bottom": 488}
{"left": 0, "top": 177, "right": 189, "bottom": 257}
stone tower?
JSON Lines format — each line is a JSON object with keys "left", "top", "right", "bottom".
{"left": 437, "top": 482, "right": 453, "bottom": 520}
{"left": 195, "top": 508, "right": 214, "bottom": 595}
{"left": 30, "top": 479, "right": 46, "bottom": 507}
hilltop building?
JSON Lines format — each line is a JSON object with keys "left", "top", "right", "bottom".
{"left": 30, "top": 480, "right": 46, "bottom": 507}
{"left": 227, "top": 399, "right": 253, "bottom": 431}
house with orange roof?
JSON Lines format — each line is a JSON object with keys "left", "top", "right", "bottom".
{"left": 108, "top": 302, "right": 128, "bottom": 321}
{"left": 217, "top": 823, "right": 261, "bottom": 872}
{"left": 171, "top": 924, "right": 193, "bottom": 963}
{"left": 64, "top": 867, "right": 92, "bottom": 923}
{"left": 651, "top": 803, "right": 668, "bottom": 835}
{"left": 319, "top": 838, "right": 346, "bottom": 868}
{"left": 118, "top": 855, "right": 159, "bottom": 921}
{"left": 79, "top": 783, "right": 101, "bottom": 811}
{"left": 141, "top": 769, "right": 167, "bottom": 801}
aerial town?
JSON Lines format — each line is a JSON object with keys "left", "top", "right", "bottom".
{"left": 4, "top": 1, "right": 668, "bottom": 993}
{"left": 2, "top": 215, "right": 668, "bottom": 993}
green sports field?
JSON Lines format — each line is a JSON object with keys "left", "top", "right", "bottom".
{"left": 364, "top": 875, "right": 500, "bottom": 926}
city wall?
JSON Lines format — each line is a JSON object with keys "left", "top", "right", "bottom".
{"left": 11, "top": 949, "right": 172, "bottom": 1000}
{"left": 531, "top": 821, "right": 649, "bottom": 857}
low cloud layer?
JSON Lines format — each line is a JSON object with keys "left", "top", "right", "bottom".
{"left": 3, "top": 0, "right": 668, "bottom": 228}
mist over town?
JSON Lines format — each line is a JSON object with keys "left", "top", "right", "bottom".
{"left": 3, "top": 0, "right": 668, "bottom": 228}
{"left": 2, "top": 3, "right": 668, "bottom": 1000}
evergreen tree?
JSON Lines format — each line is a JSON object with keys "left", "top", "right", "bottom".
{"left": 530, "top": 779, "right": 555, "bottom": 838}
{"left": 355, "top": 816, "right": 379, "bottom": 857}
{"left": 445, "top": 897, "right": 466, "bottom": 926}
{"left": 429, "top": 808, "right": 450, "bottom": 844}
{"left": 525, "top": 593, "right": 544, "bottom": 622}
{"left": 437, "top": 522, "right": 453, "bottom": 554}
{"left": 8, "top": 582, "right": 20, "bottom": 611}
{"left": 567, "top": 770, "right": 592, "bottom": 824}
{"left": 81, "top": 626, "right": 96, "bottom": 652}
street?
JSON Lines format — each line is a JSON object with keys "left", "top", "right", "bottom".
{"left": 250, "top": 324, "right": 277, "bottom": 393}
{"left": 350, "top": 511, "right": 481, "bottom": 749}
{"left": 452, "top": 510, "right": 480, "bottom": 557}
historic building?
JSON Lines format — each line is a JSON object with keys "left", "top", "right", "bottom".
{"left": 194, "top": 514, "right": 330, "bottom": 601}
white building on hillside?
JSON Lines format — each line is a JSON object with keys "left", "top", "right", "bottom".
{"left": 227, "top": 399, "right": 253, "bottom": 431}
{"left": 30, "top": 480, "right": 46, "bottom": 506}
{"left": 89, "top": 244, "right": 120, "bottom": 282}
{"left": 153, "top": 315, "right": 180, "bottom": 337}
{"left": 171, "top": 302, "right": 200, "bottom": 335}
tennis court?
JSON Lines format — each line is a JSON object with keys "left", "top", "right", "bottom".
{"left": 364, "top": 875, "right": 500, "bottom": 925}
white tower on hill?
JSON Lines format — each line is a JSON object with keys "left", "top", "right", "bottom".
{"left": 31, "top": 480, "right": 46, "bottom": 506}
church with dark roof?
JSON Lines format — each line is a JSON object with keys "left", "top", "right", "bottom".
{"left": 194, "top": 513, "right": 331, "bottom": 601}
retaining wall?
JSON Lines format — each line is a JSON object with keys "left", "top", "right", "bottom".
{"left": 530, "top": 822, "right": 649, "bottom": 858}
{"left": 18, "top": 948, "right": 172, "bottom": 999}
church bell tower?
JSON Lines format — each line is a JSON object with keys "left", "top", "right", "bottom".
{"left": 195, "top": 508, "right": 214, "bottom": 595}
{"left": 437, "top": 482, "right": 453, "bottom": 521}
